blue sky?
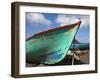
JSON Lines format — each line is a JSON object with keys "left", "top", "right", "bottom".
{"left": 26, "top": 12, "right": 90, "bottom": 43}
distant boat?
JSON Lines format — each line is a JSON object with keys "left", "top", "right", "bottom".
{"left": 26, "top": 20, "right": 81, "bottom": 64}
{"left": 70, "top": 43, "right": 89, "bottom": 50}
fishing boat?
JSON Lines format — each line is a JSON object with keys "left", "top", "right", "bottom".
{"left": 26, "top": 20, "right": 81, "bottom": 64}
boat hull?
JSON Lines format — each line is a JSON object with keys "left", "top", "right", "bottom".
{"left": 26, "top": 22, "right": 81, "bottom": 64}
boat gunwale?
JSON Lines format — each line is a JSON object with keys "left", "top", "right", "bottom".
{"left": 26, "top": 21, "right": 81, "bottom": 41}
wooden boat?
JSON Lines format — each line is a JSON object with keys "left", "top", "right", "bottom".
{"left": 26, "top": 21, "right": 81, "bottom": 64}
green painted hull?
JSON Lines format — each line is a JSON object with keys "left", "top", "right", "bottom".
{"left": 26, "top": 21, "right": 81, "bottom": 64}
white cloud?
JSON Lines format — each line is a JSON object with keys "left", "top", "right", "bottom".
{"left": 26, "top": 13, "right": 52, "bottom": 26}
{"left": 55, "top": 14, "right": 89, "bottom": 28}
{"left": 79, "top": 16, "right": 90, "bottom": 28}
{"left": 55, "top": 15, "right": 79, "bottom": 26}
